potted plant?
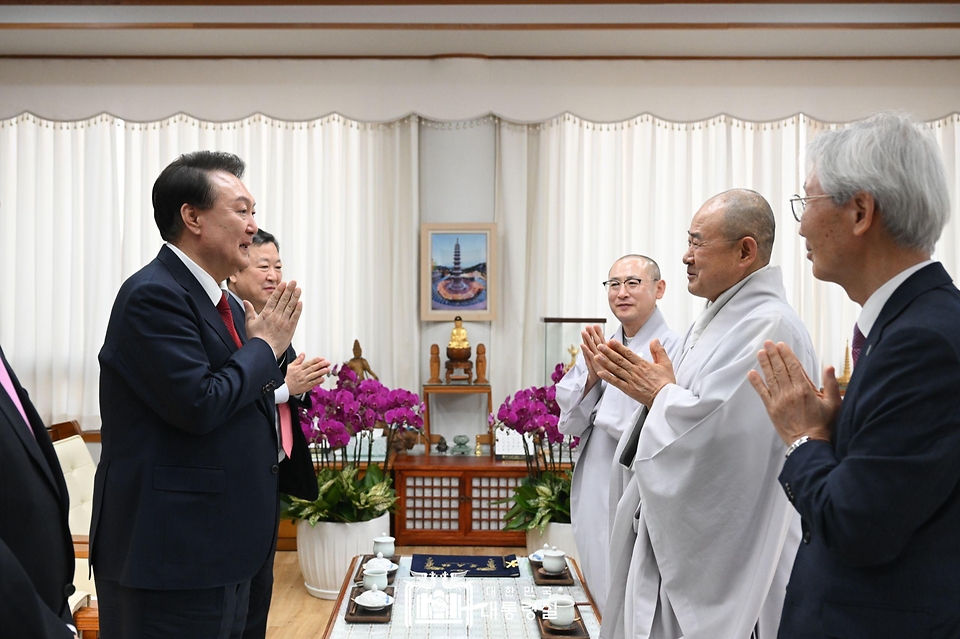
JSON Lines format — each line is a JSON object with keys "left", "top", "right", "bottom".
{"left": 491, "top": 364, "right": 580, "bottom": 557}
{"left": 284, "top": 366, "right": 423, "bottom": 599}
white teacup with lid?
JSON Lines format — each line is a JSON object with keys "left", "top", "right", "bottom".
{"left": 541, "top": 546, "right": 567, "bottom": 574}
{"left": 544, "top": 594, "right": 576, "bottom": 627}
{"left": 362, "top": 567, "right": 388, "bottom": 592}
{"left": 373, "top": 532, "right": 395, "bottom": 558}
{"left": 364, "top": 552, "right": 397, "bottom": 573}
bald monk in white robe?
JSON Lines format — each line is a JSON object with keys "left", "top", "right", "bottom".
{"left": 598, "top": 190, "right": 819, "bottom": 639}
{"left": 557, "top": 255, "right": 681, "bottom": 615}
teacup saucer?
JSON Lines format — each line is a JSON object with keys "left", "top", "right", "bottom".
{"left": 352, "top": 593, "right": 395, "bottom": 611}
{"left": 364, "top": 560, "right": 399, "bottom": 573}
{"left": 544, "top": 618, "right": 580, "bottom": 632}
{"left": 537, "top": 566, "right": 569, "bottom": 578}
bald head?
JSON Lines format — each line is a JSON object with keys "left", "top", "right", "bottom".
{"left": 610, "top": 254, "right": 661, "bottom": 280}
{"left": 710, "top": 189, "right": 776, "bottom": 266}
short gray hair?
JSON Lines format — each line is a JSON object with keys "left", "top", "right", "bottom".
{"left": 807, "top": 112, "right": 950, "bottom": 254}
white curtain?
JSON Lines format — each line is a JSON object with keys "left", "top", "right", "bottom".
{"left": 0, "top": 113, "right": 420, "bottom": 428}
{"left": 495, "top": 113, "right": 960, "bottom": 392}
{"left": 2, "top": 110, "right": 958, "bottom": 427}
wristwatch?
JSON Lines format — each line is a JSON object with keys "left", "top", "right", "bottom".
{"left": 785, "top": 435, "right": 812, "bottom": 459}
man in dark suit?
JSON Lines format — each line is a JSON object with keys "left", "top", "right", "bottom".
{"left": 748, "top": 113, "right": 960, "bottom": 638}
{"left": 91, "top": 151, "right": 303, "bottom": 638}
{"left": 227, "top": 228, "right": 329, "bottom": 638}
{"left": 0, "top": 344, "right": 77, "bottom": 638}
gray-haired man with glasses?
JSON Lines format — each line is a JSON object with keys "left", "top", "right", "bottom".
{"left": 751, "top": 113, "right": 960, "bottom": 639}
{"left": 556, "top": 255, "right": 681, "bottom": 617}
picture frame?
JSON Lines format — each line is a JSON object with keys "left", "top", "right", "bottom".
{"left": 420, "top": 223, "right": 497, "bottom": 321}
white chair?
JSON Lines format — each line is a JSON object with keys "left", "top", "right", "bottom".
{"left": 51, "top": 431, "right": 97, "bottom": 613}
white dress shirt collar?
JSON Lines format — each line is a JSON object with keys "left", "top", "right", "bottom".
{"left": 857, "top": 260, "right": 933, "bottom": 337}
{"left": 165, "top": 242, "right": 226, "bottom": 306}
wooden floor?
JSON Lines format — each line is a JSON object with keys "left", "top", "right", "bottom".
{"left": 266, "top": 545, "right": 521, "bottom": 639}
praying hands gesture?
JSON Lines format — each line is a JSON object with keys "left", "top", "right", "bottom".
{"left": 245, "top": 280, "right": 302, "bottom": 358}
{"left": 747, "top": 340, "right": 840, "bottom": 446}
{"left": 594, "top": 338, "right": 676, "bottom": 407}
{"left": 285, "top": 354, "right": 332, "bottom": 396}
{"left": 580, "top": 325, "right": 606, "bottom": 394}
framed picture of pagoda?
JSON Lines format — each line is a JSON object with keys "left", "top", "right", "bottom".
{"left": 420, "top": 223, "right": 497, "bottom": 321}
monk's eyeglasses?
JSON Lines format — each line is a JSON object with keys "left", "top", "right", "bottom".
{"left": 602, "top": 278, "right": 658, "bottom": 293}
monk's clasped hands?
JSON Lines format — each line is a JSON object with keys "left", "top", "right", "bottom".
{"left": 595, "top": 339, "right": 676, "bottom": 407}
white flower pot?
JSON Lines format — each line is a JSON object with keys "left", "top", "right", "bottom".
{"left": 296, "top": 512, "right": 390, "bottom": 599}
{"left": 526, "top": 522, "right": 579, "bottom": 565}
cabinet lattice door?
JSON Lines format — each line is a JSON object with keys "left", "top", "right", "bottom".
{"left": 393, "top": 456, "right": 527, "bottom": 546}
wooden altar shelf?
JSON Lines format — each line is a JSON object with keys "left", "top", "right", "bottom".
{"left": 421, "top": 383, "right": 494, "bottom": 457}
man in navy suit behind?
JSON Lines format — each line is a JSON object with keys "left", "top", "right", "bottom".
{"left": 749, "top": 113, "right": 960, "bottom": 638}
{"left": 0, "top": 344, "right": 76, "bottom": 638}
{"left": 91, "top": 151, "right": 303, "bottom": 638}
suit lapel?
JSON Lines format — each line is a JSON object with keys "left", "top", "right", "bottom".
{"left": 157, "top": 246, "right": 239, "bottom": 354}
{"left": 861, "top": 263, "right": 950, "bottom": 369}
{"left": 842, "top": 263, "right": 951, "bottom": 420}
{"left": 0, "top": 350, "right": 60, "bottom": 492}
{"left": 157, "top": 247, "right": 276, "bottom": 433}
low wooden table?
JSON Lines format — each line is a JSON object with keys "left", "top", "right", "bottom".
{"left": 321, "top": 554, "right": 601, "bottom": 639}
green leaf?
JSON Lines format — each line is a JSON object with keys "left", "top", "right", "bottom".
{"left": 499, "top": 470, "right": 572, "bottom": 532}
{"left": 282, "top": 462, "right": 398, "bottom": 524}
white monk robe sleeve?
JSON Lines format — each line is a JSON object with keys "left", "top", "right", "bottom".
{"left": 559, "top": 312, "right": 681, "bottom": 617}
{"left": 556, "top": 353, "right": 604, "bottom": 440}
{"left": 556, "top": 339, "right": 610, "bottom": 612}
{"left": 634, "top": 309, "right": 818, "bottom": 639}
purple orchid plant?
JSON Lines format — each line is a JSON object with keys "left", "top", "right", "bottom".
{"left": 490, "top": 363, "right": 579, "bottom": 480}
{"left": 299, "top": 366, "right": 424, "bottom": 474}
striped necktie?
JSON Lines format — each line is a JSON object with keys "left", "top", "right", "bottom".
{"left": 851, "top": 323, "right": 866, "bottom": 367}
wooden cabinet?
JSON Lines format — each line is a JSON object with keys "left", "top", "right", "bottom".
{"left": 393, "top": 455, "right": 527, "bottom": 546}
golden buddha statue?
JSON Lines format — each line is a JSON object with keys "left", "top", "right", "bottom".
{"left": 445, "top": 316, "right": 473, "bottom": 383}
{"left": 448, "top": 317, "right": 469, "bottom": 349}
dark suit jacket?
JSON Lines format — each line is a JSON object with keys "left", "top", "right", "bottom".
{"left": 278, "top": 344, "right": 319, "bottom": 501}
{"left": 0, "top": 345, "right": 75, "bottom": 638}
{"left": 91, "top": 245, "right": 285, "bottom": 590}
{"left": 779, "top": 262, "right": 960, "bottom": 639}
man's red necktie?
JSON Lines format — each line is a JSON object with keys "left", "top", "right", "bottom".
{"left": 216, "top": 293, "right": 243, "bottom": 349}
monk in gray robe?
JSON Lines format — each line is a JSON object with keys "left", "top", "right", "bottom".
{"left": 597, "top": 190, "right": 819, "bottom": 639}
{"left": 557, "top": 255, "right": 681, "bottom": 615}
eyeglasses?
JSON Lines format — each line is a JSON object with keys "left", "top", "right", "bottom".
{"left": 602, "top": 277, "right": 657, "bottom": 292}
{"left": 789, "top": 194, "right": 833, "bottom": 222}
